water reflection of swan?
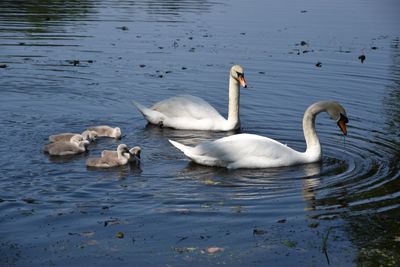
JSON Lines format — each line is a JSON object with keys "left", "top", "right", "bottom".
{"left": 132, "top": 65, "right": 248, "bottom": 131}
{"left": 169, "top": 101, "right": 349, "bottom": 169}
{"left": 301, "top": 162, "right": 323, "bottom": 211}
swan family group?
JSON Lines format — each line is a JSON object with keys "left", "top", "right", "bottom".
{"left": 44, "top": 64, "right": 349, "bottom": 170}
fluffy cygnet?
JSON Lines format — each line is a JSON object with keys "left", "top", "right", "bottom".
{"left": 101, "top": 146, "right": 141, "bottom": 163}
{"left": 86, "top": 144, "right": 130, "bottom": 168}
{"left": 49, "top": 130, "right": 98, "bottom": 143}
{"left": 87, "top": 126, "right": 121, "bottom": 139}
{"left": 44, "top": 134, "right": 89, "bottom": 156}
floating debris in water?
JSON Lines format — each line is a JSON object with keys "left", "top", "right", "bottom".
{"left": 300, "top": 10, "right": 308, "bottom": 13}
{"left": 203, "top": 179, "right": 220, "bottom": 185}
{"left": 181, "top": 67, "right": 187, "bottom": 70}
{"left": 259, "top": 71, "right": 265, "bottom": 74}
{"left": 22, "top": 198, "right": 37, "bottom": 204}
{"left": 300, "top": 41, "right": 308, "bottom": 46}
{"left": 80, "top": 231, "right": 95, "bottom": 237}
{"left": 117, "top": 26, "right": 129, "bottom": 31}
{"left": 308, "top": 222, "right": 320, "bottom": 228}
{"left": 206, "top": 247, "right": 224, "bottom": 254}
{"left": 315, "top": 62, "right": 322, "bottom": 67}
{"left": 358, "top": 54, "right": 366, "bottom": 63}
{"left": 116, "top": 232, "right": 124, "bottom": 239}
{"left": 277, "top": 219, "right": 287, "bottom": 223}
{"left": 0, "top": 64, "right": 7, "bottom": 68}
{"left": 66, "top": 60, "right": 80, "bottom": 66}
{"left": 173, "top": 247, "right": 197, "bottom": 253}
{"left": 253, "top": 227, "right": 266, "bottom": 235}
{"left": 139, "top": 64, "right": 146, "bottom": 68}
{"left": 282, "top": 240, "right": 297, "bottom": 248}
{"left": 371, "top": 46, "right": 378, "bottom": 50}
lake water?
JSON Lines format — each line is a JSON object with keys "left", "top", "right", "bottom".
{"left": 1, "top": 0, "right": 399, "bottom": 266}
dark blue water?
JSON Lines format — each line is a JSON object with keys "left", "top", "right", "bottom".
{"left": 1, "top": 0, "right": 399, "bottom": 266}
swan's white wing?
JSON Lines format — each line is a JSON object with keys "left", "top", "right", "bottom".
{"left": 151, "top": 95, "right": 225, "bottom": 120}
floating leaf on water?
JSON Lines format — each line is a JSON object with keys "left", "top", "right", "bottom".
{"left": 116, "top": 232, "right": 124, "bottom": 239}
{"left": 203, "top": 179, "right": 220, "bottom": 185}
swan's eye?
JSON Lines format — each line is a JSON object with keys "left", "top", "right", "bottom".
{"left": 236, "top": 71, "right": 243, "bottom": 78}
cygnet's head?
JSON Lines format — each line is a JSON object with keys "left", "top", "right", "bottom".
{"left": 230, "top": 64, "right": 247, "bottom": 88}
{"left": 117, "top": 144, "right": 130, "bottom": 157}
{"left": 81, "top": 130, "right": 98, "bottom": 142}
{"left": 71, "top": 134, "right": 90, "bottom": 146}
{"left": 113, "top": 127, "right": 122, "bottom": 139}
{"left": 325, "top": 101, "right": 349, "bottom": 135}
{"left": 129, "top": 146, "right": 141, "bottom": 159}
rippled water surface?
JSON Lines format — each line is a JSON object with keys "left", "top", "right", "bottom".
{"left": 1, "top": 0, "right": 400, "bottom": 266}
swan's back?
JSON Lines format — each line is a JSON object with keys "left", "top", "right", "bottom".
{"left": 152, "top": 95, "right": 225, "bottom": 120}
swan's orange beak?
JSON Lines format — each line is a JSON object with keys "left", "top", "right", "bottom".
{"left": 337, "top": 114, "right": 348, "bottom": 135}
{"left": 239, "top": 75, "right": 247, "bottom": 88}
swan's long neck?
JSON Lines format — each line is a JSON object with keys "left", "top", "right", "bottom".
{"left": 227, "top": 75, "right": 240, "bottom": 129}
{"left": 302, "top": 103, "right": 325, "bottom": 160}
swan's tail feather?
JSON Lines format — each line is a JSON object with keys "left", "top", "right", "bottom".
{"left": 132, "top": 100, "right": 163, "bottom": 124}
{"left": 169, "top": 140, "right": 194, "bottom": 157}
{"left": 132, "top": 100, "right": 148, "bottom": 115}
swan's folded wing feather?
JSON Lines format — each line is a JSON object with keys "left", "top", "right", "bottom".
{"left": 194, "top": 134, "right": 302, "bottom": 163}
{"left": 151, "top": 95, "right": 224, "bottom": 120}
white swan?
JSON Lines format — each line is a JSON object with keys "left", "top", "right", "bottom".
{"left": 87, "top": 125, "right": 121, "bottom": 139}
{"left": 86, "top": 144, "right": 130, "bottom": 168}
{"left": 49, "top": 130, "right": 97, "bottom": 143}
{"left": 132, "top": 65, "right": 247, "bottom": 131}
{"left": 101, "top": 146, "right": 141, "bottom": 163}
{"left": 44, "top": 134, "right": 90, "bottom": 156}
{"left": 169, "top": 101, "right": 349, "bottom": 169}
